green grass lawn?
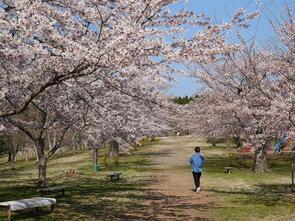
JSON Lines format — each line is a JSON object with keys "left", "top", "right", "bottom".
{"left": 202, "top": 145, "right": 295, "bottom": 221}
{"left": 0, "top": 138, "right": 294, "bottom": 220}
{"left": 0, "top": 142, "right": 156, "bottom": 220}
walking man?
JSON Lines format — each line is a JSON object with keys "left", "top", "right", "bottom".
{"left": 189, "top": 146, "right": 205, "bottom": 192}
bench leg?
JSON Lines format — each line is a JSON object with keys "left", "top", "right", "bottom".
{"left": 51, "top": 204, "right": 55, "bottom": 213}
{"left": 62, "top": 189, "right": 65, "bottom": 197}
{"left": 7, "top": 208, "right": 11, "bottom": 221}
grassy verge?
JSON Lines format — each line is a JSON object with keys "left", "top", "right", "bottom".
{"left": 0, "top": 141, "right": 157, "bottom": 220}
{"left": 202, "top": 145, "right": 295, "bottom": 221}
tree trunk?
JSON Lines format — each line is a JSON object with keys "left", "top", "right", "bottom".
{"left": 226, "top": 137, "right": 230, "bottom": 150}
{"left": 82, "top": 141, "right": 87, "bottom": 150}
{"left": 254, "top": 145, "right": 268, "bottom": 173}
{"left": 109, "top": 140, "right": 119, "bottom": 158}
{"left": 37, "top": 155, "right": 47, "bottom": 187}
{"left": 234, "top": 136, "right": 243, "bottom": 160}
{"left": 21, "top": 148, "right": 25, "bottom": 161}
{"left": 151, "top": 135, "right": 155, "bottom": 142}
{"left": 8, "top": 145, "right": 17, "bottom": 169}
{"left": 71, "top": 136, "right": 76, "bottom": 155}
{"left": 11, "top": 150, "right": 16, "bottom": 169}
{"left": 35, "top": 139, "right": 47, "bottom": 187}
{"left": 47, "top": 133, "right": 53, "bottom": 151}
{"left": 8, "top": 149, "right": 12, "bottom": 162}
{"left": 25, "top": 147, "right": 29, "bottom": 162}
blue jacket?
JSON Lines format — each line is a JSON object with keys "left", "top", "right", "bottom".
{"left": 190, "top": 153, "right": 205, "bottom": 172}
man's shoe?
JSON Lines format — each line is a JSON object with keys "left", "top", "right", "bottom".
{"left": 196, "top": 187, "right": 201, "bottom": 192}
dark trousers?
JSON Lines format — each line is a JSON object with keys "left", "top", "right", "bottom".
{"left": 192, "top": 171, "right": 202, "bottom": 189}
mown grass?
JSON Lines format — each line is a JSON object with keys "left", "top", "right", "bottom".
{"left": 0, "top": 137, "right": 294, "bottom": 221}
{"left": 202, "top": 145, "right": 295, "bottom": 221}
{"left": 0, "top": 141, "right": 158, "bottom": 220}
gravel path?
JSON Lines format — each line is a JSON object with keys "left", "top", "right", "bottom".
{"left": 139, "top": 136, "right": 215, "bottom": 221}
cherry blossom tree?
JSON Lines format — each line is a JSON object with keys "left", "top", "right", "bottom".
{"left": 69, "top": 74, "right": 174, "bottom": 169}
{"left": 0, "top": 0, "right": 242, "bottom": 118}
{"left": 4, "top": 106, "right": 70, "bottom": 186}
{"left": 188, "top": 6, "right": 295, "bottom": 172}
{"left": 3, "top": 65, "right": 174, "bottom": 186}
{"left": 0, "top": 0, "right": 261, "bottom": 182}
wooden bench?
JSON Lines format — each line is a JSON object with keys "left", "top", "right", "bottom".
{"left": 225, "top": 167, "right": 233, "bottom": 174}
{"left": 0, "top": 197, "right": 56, "bottom": 221}
{"left": 38, "top": 186, "right": 66, "bottom": 197}
{"left": 107, "top": 172, "right": 122, "bottom": 182}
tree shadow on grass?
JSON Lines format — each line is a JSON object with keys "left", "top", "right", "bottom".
{"left": 208, "top": 183, "right": 295, "bottom": 208}
{"left": 0, "top": 181, "right": 216, "bottom": 221}
{"left": 0, "top": 161, "right": 9, "bottom": 166}
{"left": 0, "top": 183, "right": 54, "bottom": 220}
{"left": 137, "top": 150, "right": 172, "bottom": 157}
{"left": 49, "top": 176, "right": 213, "bottom": 221}
{"left": 205, "top": 156, "right": 254, "bottom": 173}
{"left": 0, "top": 144, "right": 214, "bottom": 220}
{"left": 2, "top": 208, "right": 55, "bottom": 221}
{"left": 241, "top": 183, "right": 295, "bottom": 206}
{"left": 0, "top": 183, "right": 38, "bottom": 202}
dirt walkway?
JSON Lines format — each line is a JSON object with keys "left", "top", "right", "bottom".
{"left": 138, "top": 136, "right": 215, "bottom": 221}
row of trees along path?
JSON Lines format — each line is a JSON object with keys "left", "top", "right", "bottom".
{"left": 0, "top": 0, "right": 256, "bottom": 187}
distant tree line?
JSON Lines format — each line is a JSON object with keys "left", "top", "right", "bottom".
{"left": 174, "top": 95, "right": 198, "bottom": 105}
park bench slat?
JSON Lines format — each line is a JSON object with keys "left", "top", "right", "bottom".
{"left": 39, "top": 186, "right": 65, "bottom": 192}
{"left": 0, "top": 197, "right": 56, "bottom": 220}
{"left": 0, "top": 197, "right": 56, "bottom": 211}
{"left": 38, "top": 186, "right": 66, "bottom": 197}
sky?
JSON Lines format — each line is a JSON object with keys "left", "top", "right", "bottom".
{"left": 168, "top": 0, "right": 294, "bottom": 97}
